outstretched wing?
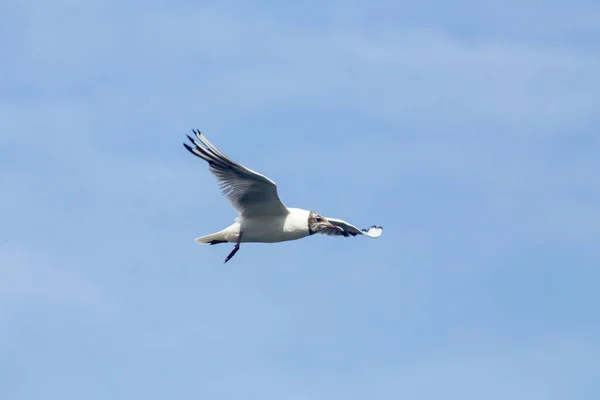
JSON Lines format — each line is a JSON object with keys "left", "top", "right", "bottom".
{"left": 183, "top": 130, "right": 288, "bottom": 217}
{"left": 324, "top": 217, "right": 383, "bottom": 238}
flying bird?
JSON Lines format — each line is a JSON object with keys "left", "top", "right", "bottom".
{"left": 183, "top": 130, "right": 383, "bottom": 263}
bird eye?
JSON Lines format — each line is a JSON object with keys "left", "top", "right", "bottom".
{"left": 316, "top": 216, "right": 322, "bottom": 222}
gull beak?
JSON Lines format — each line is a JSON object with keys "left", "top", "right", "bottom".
{"left": 327, "top": 223, "right": 344, "bottom": 231}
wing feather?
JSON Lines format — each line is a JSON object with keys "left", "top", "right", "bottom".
{"left": 325, "top": 217, "right": 383, "bottom": 238}
{"left": 183, "top": 130, "right": 288, "bottom": 217}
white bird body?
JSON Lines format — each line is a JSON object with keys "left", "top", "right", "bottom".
{"left": 195, "top": 208, "right": 311, "bottom": 244}
{"left": 183, "top": 130, "right": 383, "bottom": 263}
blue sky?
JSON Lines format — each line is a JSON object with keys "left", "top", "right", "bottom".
{"left": 1, "top": 0, "right": 599, "bottom": 398}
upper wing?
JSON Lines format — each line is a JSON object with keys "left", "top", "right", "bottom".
{"left": 324, "top": 217, "right": 383, "bottom": 238}
{"left": 183, "top": 130, "right": 288, "bottom": 217}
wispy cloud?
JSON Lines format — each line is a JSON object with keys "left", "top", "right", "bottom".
{"left": 1, "top": 1, "right": 599, "bottom": 399}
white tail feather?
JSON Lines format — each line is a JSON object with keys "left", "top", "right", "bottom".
{"left": 195, "top": 231, "right": 228, "bottom": 244}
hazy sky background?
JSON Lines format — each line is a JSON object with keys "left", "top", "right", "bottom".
{"left": 1, "top": 0, "right": 599, "bottom": 399}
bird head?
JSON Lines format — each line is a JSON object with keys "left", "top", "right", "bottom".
{"left": 308, "top": 212, "right": 344, "bottom": 235}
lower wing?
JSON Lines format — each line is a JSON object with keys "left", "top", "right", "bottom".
{"left": 325, "top": 217, "right": 383, "bottom": 238}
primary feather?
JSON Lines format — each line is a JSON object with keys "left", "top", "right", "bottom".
{"left": 183, "top": 130, "right": 288, "bottom": 217}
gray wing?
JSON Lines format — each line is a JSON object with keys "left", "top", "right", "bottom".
{"left": 325, "top": 217, "right": 383, "bottom": 238}
{"left": 183, "top": 130, "right": 288, "bottom": 217}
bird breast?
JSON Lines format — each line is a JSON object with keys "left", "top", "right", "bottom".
{"left": 239, "top": 208, "right": 310, "bottom": 243}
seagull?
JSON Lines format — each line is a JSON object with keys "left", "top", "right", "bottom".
{"left": 183, "top": 130, "right": 383, "bottom": 263}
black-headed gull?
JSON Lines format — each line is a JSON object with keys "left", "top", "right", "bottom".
{"left": 183, "top": 130, "right": 383, "bottom": 263}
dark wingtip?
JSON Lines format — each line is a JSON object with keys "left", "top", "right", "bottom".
{"left": 182, "top": 142, "right": 195, "bottom": 154}
{"left": 186, "top": 134, "right": 196, "bottom": 145}
{"left": 362, "top": 225, "right": 383, "bottom": 233}
{"left": 192, "top": 129, "right": 202, "bottom": 139}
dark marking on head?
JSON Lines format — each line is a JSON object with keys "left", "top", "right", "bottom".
{"left": 308, "top": 211, "right": 318, "bottom": 235}
{"left": 308, "top": 211, "right": 345, "bottom": 236}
